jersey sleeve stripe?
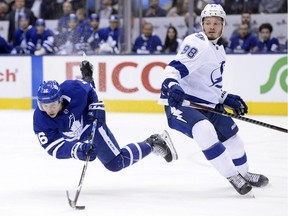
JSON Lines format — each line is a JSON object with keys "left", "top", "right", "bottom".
{"left": 45, "top": 137, "right": 65, "bottom": 152}
{"left": 168, "top": 60, "right": 189, "bottom": 78}
{"left": 52, "top": 141, "right": 65, "bottom": 158}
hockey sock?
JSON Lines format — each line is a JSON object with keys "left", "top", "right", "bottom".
{"left": 223, "top": 134, "right": 249, "bottom": 176}
{"left": 202, "top": 141, "right": 238, "bottom": 178}
{"left": 104, "top": 142, "right": 152, "bottom": 172}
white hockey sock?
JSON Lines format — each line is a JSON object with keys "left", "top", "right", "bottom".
{"left": 223, "top": 134, "right": 249, "bottom": 176}
{"left": 192, "top": 120, "right": 238, "bottom": 178}
{"left": 202, "top": 142, "right": 238, "bottom": 178}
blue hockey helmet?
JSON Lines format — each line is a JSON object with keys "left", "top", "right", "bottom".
{"left": 90, "top": 13, "right": 100, "bottom": 21}
{"left": 37, "top": 80, "right": 61, "bottom": 104}
{"left": 69, "top": 13, "right": 77, "bottom": 22}
{"left": 36, "top": 18, "right": 46, "bottom": 27}
{"left": 109, "top": 15, "right": 120, "bottom": 23}
{"left": 19, "top": 13, "right": 30, "bottom": 21}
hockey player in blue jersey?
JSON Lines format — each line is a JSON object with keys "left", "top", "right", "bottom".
{"left": 132, "top": 22, "right": 162, "bottom": 54}
{"left": 256, "top": 23, "right": 280, "bottom": 52}
{"left": 0, "top": 35, "right": 13, "bottom": 54}
{"left": 56, "top": 13, "right": 83, "bottom": 55}
{"left": 33, "top": 60, "right": 177, "bottom": 173}
{"left": 159, "top": 4, "right": 269, "bottom": 195}
{"left": 29, "top": 19, "right": 56, "bottom": 55}
{"left": 11, "top": 13, "right": 36, "bottom": 54}
{"left": 85, "top": 13, "right": 101, "bottom": 53}
{"left": 226, "top": 23, "right": 258, "bottom": 53}
{"left": 97, "top": 15, "right": 121, "bottom": 54}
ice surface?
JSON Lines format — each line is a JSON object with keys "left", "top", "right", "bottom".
{"left": 0, "top": 110, "right": 287, "bottom": 216}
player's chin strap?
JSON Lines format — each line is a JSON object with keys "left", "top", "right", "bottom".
{"left": 182, "top": 100, "right": 288, "bottom": 134}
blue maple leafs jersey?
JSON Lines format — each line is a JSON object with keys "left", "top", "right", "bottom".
{"left": 29, "top": 28, "right": 55, "bottom": 54}
{"left": 13, "top": 25, "right": 37, "bottom": 54}
{"left": 132, "top": 34, "right": 162, "bottom": 54}
{"left": 33, "top": 80, "right": 99, "bottom": 159}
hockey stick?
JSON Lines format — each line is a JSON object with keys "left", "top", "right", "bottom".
{"left": 66, "top": 119, "right": 97, "bottom": 210}
{"left": 182, "top": 100, "right": 288, "bottom": 134}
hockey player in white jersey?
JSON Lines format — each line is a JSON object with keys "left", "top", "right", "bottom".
{"left": 159, "top": 4, "right": 269, "bottom": 195}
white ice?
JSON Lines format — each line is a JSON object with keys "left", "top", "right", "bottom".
{"left": 0, "top": 110, "right": 287, "bottom": 216}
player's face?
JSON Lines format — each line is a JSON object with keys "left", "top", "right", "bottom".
{"left": 91, "top": 20, "right": 99, "bottom": 29}
{"left": 42, "top": 101, "right": 62, "bottom": 118}
{"left": 36, "top": 25, "right": 45, "bottom": 34}
{"left": 260, "top": 28, "right": 271, "bottom": 41}
{"left": 202, "top": 17, "right": 223, "bottom": 40}
{"left": 238, "top": 24, "right": 249, "bottom": 38}
{"left": 109, "top": 21, "right": 118, "bottom": 30}
{"left": 143, "top": 24, "right": 153, "bottom": 37}
{"left": 68, "top": 20, "right": 77, "bottom": 30}
{"left": 20, "top": 18, "right": 29, "bottom": 29}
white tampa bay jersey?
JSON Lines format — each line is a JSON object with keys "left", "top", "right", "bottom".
{"left": 159, "top": 32, "right": 226, "bottom": 107}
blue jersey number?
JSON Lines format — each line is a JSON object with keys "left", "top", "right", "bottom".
{"left": 181, "top": 45, "right": 198, "bottom": 59}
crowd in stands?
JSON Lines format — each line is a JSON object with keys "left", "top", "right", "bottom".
{"left": 0, "top": 0, "right": 287, "bottom": 55}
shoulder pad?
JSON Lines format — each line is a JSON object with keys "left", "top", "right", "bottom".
{"left": 195, "top": 33, "right": 205, "bottom": 41}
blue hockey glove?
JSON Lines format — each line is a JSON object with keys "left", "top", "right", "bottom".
{"left": 168, "top": 83, "right": 185, "bottom": 108}
{"left": 220, "top": 92, "right": 248, "bottom": 115}
{"left": 87, "top": 101, "right": 106, "bottom": 125}
{"left": 72, "top": 142, "right": 97, "bottom": 161}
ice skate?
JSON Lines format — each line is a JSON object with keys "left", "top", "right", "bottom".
{"left": 227, "top": 173, "right": 252, "bottom": 195}
{"left": 244, "top": 172, "right": 269, "bottom": 187}
{"left": 146, "top": 130, "right": 178, "bottom": 162}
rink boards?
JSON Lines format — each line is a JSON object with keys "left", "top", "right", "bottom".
{"left": 0, "top": 54, "right": 287, "bottom": 115}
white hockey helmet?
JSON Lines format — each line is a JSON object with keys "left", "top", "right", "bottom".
{"left": 200, "top": 4, "right": 226, "bottom": 26}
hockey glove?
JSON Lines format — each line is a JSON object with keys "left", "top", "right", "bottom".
{"left": 220, "top": 91, "right": 248, "bottom": 115}
{"left": 166, "top": 81, "right": 185, "bottom": 108}
{"left": 72, "top": 142, "right": 97, "bottom": 161}
{"left": 87, "top": 101, "right": 106, "bottom": 125}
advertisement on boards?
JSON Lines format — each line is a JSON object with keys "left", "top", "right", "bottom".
{"left": 0, "top": 56, "right": 31, "bottom": 98}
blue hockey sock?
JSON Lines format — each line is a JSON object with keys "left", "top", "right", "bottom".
{"left": 104, "top": 142, "right": 152, "bottom": 172}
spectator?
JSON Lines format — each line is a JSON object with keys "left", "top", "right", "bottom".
{"left": 224, "top": 0, "right": 244, "bottom": 14}
{"left": 98, "top": 0, "right": 118, "bottom": 19}
{"left": 143, "top": 0, "right": 167, "bottom": 17}
{"left": 256, "top": 23, "right": 280, "bottom": 52}
{"left": 29, "top": 0, "right": 42, "bottom": 18}
{"left": 0, "top": 1, "right": 9, "bottom": 20}
{"left": 76, "top": 8, "right": 91, "bottom": 35}
{"left": 161, "top": 25, "right": 182, "bottom": 53}
{"left": 6, "top": 0, "right": 36, "bottom": 43}
{"left": 57, "top": 13, "right": 81, "bottom": 55}
{"left": 27, "top": 0, "right": 56, "bottom": 19}
{"left": 0, "top": 35, "right": 13, "bottom": 53}
{"left": 242, "top": 0, "right": 260, "bottom": 14}
{"left": 86, "top": 13, "right": 101, "bottom": 53}
{"left": 29, "top": 18, "right": 56, "bottom": 55}
{"left": 132, "top": 22, "right": 162, "bottom": 54}
{"left": 183, "top": 12, "right": 201, "bottom": 38}
{"left": 226, "top": 23, "right": 258, "bottom": 53}
{"left": 70, "top": 0, "right": 86, "bottom": 11}
{"left": 11, "top": 13, "right": 37, "bottom": 54}
{"left": 57, "top": 1, "right": 73, "bottom": 34}
{"left": 259, "top": 0, "right": 287, "bottom": 13}
{"left": 231, "top": 11, "right": 258, "bottom": 38}
{"left": 166, "top": 0, "right": 189, "bottom": 17}
{"left": 97, "top": 15, "right": 121, "bottom": 54}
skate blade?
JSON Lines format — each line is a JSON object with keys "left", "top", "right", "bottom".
{"left": 161, "top": 130, "right": 178, "bottom": 160}
{"left": 245, "top": 190, "right": 256, "bottom": 198}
